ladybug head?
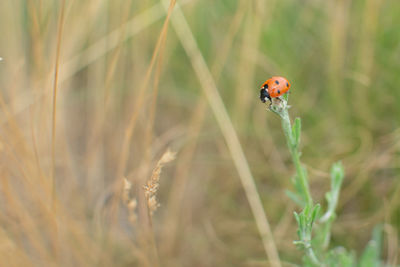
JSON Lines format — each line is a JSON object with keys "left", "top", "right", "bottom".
{"left": 260, "top": 88, "right": 270, "bottom": 103}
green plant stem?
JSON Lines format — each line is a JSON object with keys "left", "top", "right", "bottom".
{"left": 270, "top": 99, "right": 320, "bottom": 265}
{"left": 280, "top": 108, "right": 313, "bottom": 206}
{"left": 306, "top": 244, "right": 321, "bottom": 266}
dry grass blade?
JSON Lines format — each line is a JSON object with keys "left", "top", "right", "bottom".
{"left": 60, "top": 2, "right": 166, "bottom": 83}
{"left": 0, "top": 0, "right": 195, "bottom": 128}
{"left": 161, "top": 1, "right": 246, "bottom": 253}
{"left": 163, "top": 1, "right": 281, "bottom": 266}
{"left": 48, "top": 1, "right": 67, "bottom": 259}
{"left": 143, "top": 1, "right": 174, "bottom": 163}
{"left": 51, "top": 0, "right": 66, "bottom": 210}
{"left": 115, "top": 0, "right": 177, "bottom": 182}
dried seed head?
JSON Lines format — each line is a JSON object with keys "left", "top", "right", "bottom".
{"left": 143, "top": 148, "right": 176, "bottom": 216}
{"left": 147, "top": 196, "right": 160, "bottom": 215}
{"left": 122, "top": 178, "right": 137, "bottom": 225}
{"left": 123, "top": 178, "right": 132, "bottom": 204}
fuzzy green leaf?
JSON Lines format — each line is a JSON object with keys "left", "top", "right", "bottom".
{"left": 331, "top": 162, "right": 345, "bottom": 190}
{"left": 311, "top": 204, "right": 321, "bottom": 224}
{"left": 359, "top": 225, "right": 383, "bottom": 267}
{"left": 326, "top": 247, "right": 356, "bottom": 267}
{"left": 292, "top": 117, "right": 301, "bottom": 147}
{"left": 320, "top": 162, "right": 345, "bottom": 223}
{"left": 285, "top": 190, "right": 305, "bottom": 206}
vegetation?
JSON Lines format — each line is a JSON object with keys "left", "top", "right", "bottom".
{"left": 270, "top": 94, "right": 384, "bottom": 266}
{"left": 0, "top": 0, "right": 399, "bottom": 266}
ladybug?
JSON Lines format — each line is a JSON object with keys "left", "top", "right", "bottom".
{"left": 259, "top": 76, "right": 291, "bottom": 103}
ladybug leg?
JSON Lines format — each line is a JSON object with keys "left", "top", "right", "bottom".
{"left": 268, "top": 96, "right": 273, "bottom": 109}
{"left": 267, "top": 100, "right": 274, "bottom": 112}
{"left": 274, "top": 97, "right": 283, "bottom": 105}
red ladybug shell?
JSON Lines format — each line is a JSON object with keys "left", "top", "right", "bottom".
{"left": 261, "top": 76, "right": 291, "bottom": 98}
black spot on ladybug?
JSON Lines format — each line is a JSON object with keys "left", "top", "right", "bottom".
{"left": 275, "top": 80, "right": 279, "bottom": 85}
{"left": 277, "top": 90, "right": 281, "bottom": 94}
{"left": 286, "top": 82, "right": 289, "bottom": 87}
{"left": 264, "top": 84, "right": 268, "bottom": 89}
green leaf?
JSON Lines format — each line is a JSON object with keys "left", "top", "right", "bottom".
{"left": 331, "top": 162, "right": 345, "bottom": 190}
{"left": 311, "top": 204, "right": 321, "bottom": 224}
{"left": 291, "top": 174, "right": 306, "bottom": 206}
{"left": 285, "top": 190, "right": 305, "bottom": 206}
{"left": 292, "top": 117, "right": 301, "bottom": 147}
{"left": 293, "top": 204, "right": 322, "bottom": 265}
{"left": 359, "top": 225, "right": 383, "bottom": 267}
{"left": 291, "top": 167, "right": 310, "bottom": 208}
{"left": 320, "top": 161, "right": 345, "bottom": 223}
{"left": 326, "top": 247, "right": 356, "bottom": 267}
{"left": 325, "top": 191, "right": 332, "bottom": 203}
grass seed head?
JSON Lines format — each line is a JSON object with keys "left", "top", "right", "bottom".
{"left": 143, "top": 149, "right": 176, "bottom": 216}
{"left": 122, "top": 178, "right": 137, "bottom": 224}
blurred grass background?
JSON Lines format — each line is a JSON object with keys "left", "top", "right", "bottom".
{"left": 0, "top": 0, "right": 399, "bottom": 266}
